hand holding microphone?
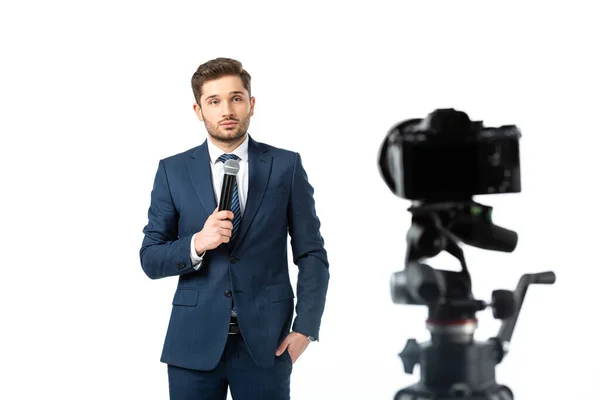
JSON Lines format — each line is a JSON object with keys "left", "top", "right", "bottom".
{"left": 194, "top": 159, "right": 240, "bottom": 255}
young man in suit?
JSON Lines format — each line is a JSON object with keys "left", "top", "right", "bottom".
{"left": 140, "top": 57, "right": 330, "bottom": 399}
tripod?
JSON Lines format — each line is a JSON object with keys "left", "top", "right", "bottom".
{"left": 390, "top": 201, "right": 556, "bottom": 400}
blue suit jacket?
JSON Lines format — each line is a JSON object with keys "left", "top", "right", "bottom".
{"left": 140, "top": 135, "right": 329, "bottom": 371}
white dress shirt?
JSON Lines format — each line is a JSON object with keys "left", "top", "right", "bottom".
{"left": 190, "top": 134, "right": 250, "bottom": 270}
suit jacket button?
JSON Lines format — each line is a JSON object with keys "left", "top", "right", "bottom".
{"left": 229, "top": 257, "right": 237, "bottom": 264}
{"left": 224, "top": 290, "right": 232, "bottom": 297}
{"left": 177, "top": 262, "right": 185, "bottom": 270}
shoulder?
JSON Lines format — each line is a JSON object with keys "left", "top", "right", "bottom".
{"left": 252, "top": 137, "right": 298, "bottom": 162}
{"left": 159, "top": 144, "right": 204, "bottom": 167}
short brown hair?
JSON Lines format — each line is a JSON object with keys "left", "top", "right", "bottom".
{"left": 191, "top": 57, "right": 252, "bottom": 104}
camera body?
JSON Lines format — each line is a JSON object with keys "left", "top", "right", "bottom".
{"left": 378, "top": 108, "right": 521, "bottom": 202}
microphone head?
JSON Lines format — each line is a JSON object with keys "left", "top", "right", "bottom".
{"left": 223, "top": 159, "right": 240, "bottom": 175}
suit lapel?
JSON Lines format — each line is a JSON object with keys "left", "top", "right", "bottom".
{"left": 231, "top": 135, "right": 272, "bottom": 251}
{"left": 188, "top": 140, "right": 217, "bottom": 215}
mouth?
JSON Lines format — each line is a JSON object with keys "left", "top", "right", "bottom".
{"left": 220, "top": 120, "right": 238, "bottom": 127}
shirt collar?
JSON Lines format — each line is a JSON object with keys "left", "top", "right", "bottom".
{"left": 207, "top": 134, "right": 249, "bottom": 164}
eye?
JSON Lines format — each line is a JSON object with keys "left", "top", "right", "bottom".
{"left": 209, "top": 99, "right": 218, "bottom": 105}
{"left": 233, "top": 97, "right": 242, "bottom": 102}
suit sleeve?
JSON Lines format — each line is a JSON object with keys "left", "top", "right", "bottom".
{"left": 287, "top": 152, "right": 330, "bottom": 341}
{"left": 139, "top": 159, "right": 197, "bottom": 279}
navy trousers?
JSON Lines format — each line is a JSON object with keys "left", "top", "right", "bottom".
{"left": 167, "top": 333, "right": 293, "bottom": 400}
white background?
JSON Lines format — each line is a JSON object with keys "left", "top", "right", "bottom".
{"left": 2, "top": 1, "right": 599, "bottom": 399}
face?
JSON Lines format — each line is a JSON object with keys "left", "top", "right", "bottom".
{"left": 193, "top": 75, "right": 255, "bottom": 146}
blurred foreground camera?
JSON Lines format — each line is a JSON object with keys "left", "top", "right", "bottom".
{"left": 379, "top": 108, "right": 521, "bottom": 201}
{"left": 378, "top": 109, "right": 555, "bottom": 400}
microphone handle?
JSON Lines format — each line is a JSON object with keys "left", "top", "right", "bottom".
{"left": 218, "top": 174, "right": 236, "bottom": 212}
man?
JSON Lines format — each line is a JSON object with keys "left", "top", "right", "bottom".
{"left": 139, "top": 57, "right": 330, "bottom": 399}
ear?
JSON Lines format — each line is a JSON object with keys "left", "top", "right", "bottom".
{"left": 193, "top": 103, "right": 204, "bottom": 122}
{"left": 249, "top": 96, "right": 256, "bottom": 117}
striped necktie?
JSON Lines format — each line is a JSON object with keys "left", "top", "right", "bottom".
{"left": 217, "top": 153, "right": 241, "bottom": 240}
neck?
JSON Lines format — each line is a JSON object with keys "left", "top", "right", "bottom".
{"left": 209, "top": 133, "right": 246, "bottom": 153}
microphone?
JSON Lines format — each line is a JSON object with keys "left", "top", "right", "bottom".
{"left": 218, "top": 159, "right": 240, "bottom": 212}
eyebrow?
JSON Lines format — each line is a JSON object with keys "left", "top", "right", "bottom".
{"left": 204, "top": 91, "right": 246, "bottom": 101}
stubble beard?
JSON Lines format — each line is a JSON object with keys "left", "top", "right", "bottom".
{"left": 205, "top": 115, "right": 251, "bottom": 147}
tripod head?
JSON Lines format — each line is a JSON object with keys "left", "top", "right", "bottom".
{"left": 377, "top": 109, "right": 556, "bottom": 399}
{"left": 393, "top": 200, "right": 554, "bottom": 365}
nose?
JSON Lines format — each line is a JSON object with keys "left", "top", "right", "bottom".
{"left": 221, "top": 102, "right": 233, "bottom": 117}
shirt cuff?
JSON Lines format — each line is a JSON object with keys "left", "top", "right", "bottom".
{"left": 190, "top": 233, "right": 205, "bottom": 270}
